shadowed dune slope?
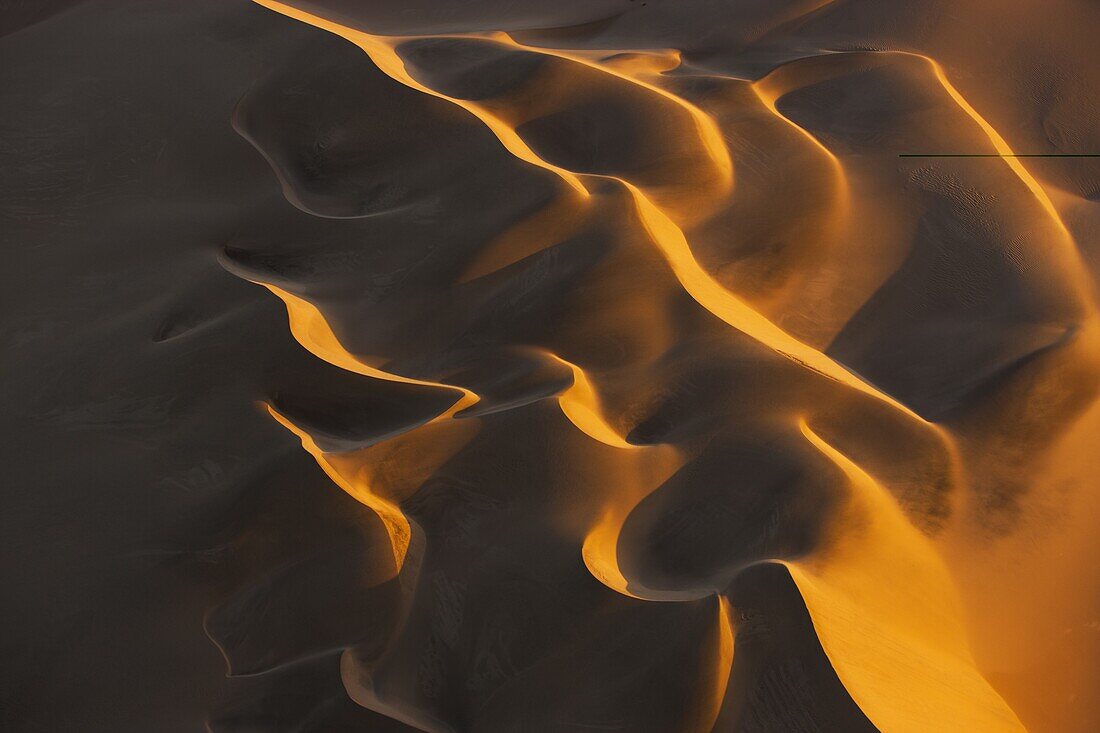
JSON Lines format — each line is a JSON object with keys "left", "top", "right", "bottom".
{"left": 4, "top": 0, "right": 1100, "bottom": 731}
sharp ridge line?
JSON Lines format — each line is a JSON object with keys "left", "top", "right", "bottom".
{"left": 250, "top": 0, "right": 934, "bottom": 431}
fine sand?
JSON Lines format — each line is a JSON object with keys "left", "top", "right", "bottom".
{"left": 3, "top": 1, "right": 1100, "bottom": 731}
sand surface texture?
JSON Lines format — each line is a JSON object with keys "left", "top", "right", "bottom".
{"left": 4, "top": 1, "right": 1100, "bottom": 731}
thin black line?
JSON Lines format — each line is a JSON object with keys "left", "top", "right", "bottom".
{"left": 899, "top": 153, "right": 1100, "bottom": 158}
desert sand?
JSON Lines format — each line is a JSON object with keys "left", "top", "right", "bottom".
{"left": 3, "top": 1, "right": 1099, "bottom": 731}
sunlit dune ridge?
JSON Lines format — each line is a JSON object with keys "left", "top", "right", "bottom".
{"left": 230, "top": 0, "right": 1100, "bottom": 730}
{"left": 246, "top": 280, "right": 641, "bottom": 564}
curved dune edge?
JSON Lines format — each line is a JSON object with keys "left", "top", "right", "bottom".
{"left": 790, "top": 419, "right": 1025, "bottom": 732}
{"left": 582, "top": 503, "right": 701, "bottom": 603}
{"left": 256, "top": 281, "right": 477, "bottom": 416}
{"left": 265, "top": 402, "right": 414, "bottom": 571}
{"left": 246, "top": 0, "right": 938, "bottom": 434}
{"left": 711, "top": 596, "right": 737, "bottom": 730}
{"left": 583, "top": 418, "right": 1027, "bottom": 731}
{"left": 255, "top": 278, "right": 631, "bottom": 449}
{"left": 239, "top": 3, "right": 1043, "bottom": 728}
{"left": 227, "top": 275, "right": 642, "bottom": 576}
{"left": 902, "top": 52, "right": 1097, "bottom": 313}
{"left": 243, "top": 8, "right": 971, "bottom": 617}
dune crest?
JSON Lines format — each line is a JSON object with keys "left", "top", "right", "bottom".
{"left": 790, "top": 419, "right": 1024, "bottom": 732}
{"left": 12, "top": 0, "right": 1100, "bottom": 730}
{"left": 228, "top": 0, "right": 1100, "bottom": 729}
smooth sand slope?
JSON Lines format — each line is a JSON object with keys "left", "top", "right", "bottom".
{"left": 3, "top": 0, "right": 1100, "bottom": 731}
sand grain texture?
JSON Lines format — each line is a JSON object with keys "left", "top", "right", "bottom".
{"left": 3, "top": 0, "right": 1099, "bottom": 731}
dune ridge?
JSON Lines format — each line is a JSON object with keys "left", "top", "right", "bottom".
{"left": 9, "top": 0, "right": 1100, "bottom": 730}
{"left": 196, "top": 0, "right": 1100, "bottom": 729}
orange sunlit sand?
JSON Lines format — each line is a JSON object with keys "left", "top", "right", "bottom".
{"left": 10, "top": 0, "right": 1098, "bottom": 730}
{"left": 228, "top": 1, "right": 1100, "bottom": 730}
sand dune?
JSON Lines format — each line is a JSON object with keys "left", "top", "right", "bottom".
{"left": 4, "top": 0, "right": 1099, "bottom": 730}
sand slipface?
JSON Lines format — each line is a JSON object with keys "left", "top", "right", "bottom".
{"left": 3, "top": 0, "right": 1099, "bottom": 731}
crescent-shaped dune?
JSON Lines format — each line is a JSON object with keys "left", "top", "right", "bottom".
{"left": 4, "top": 0, "right": 1100, "bottom": 731}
